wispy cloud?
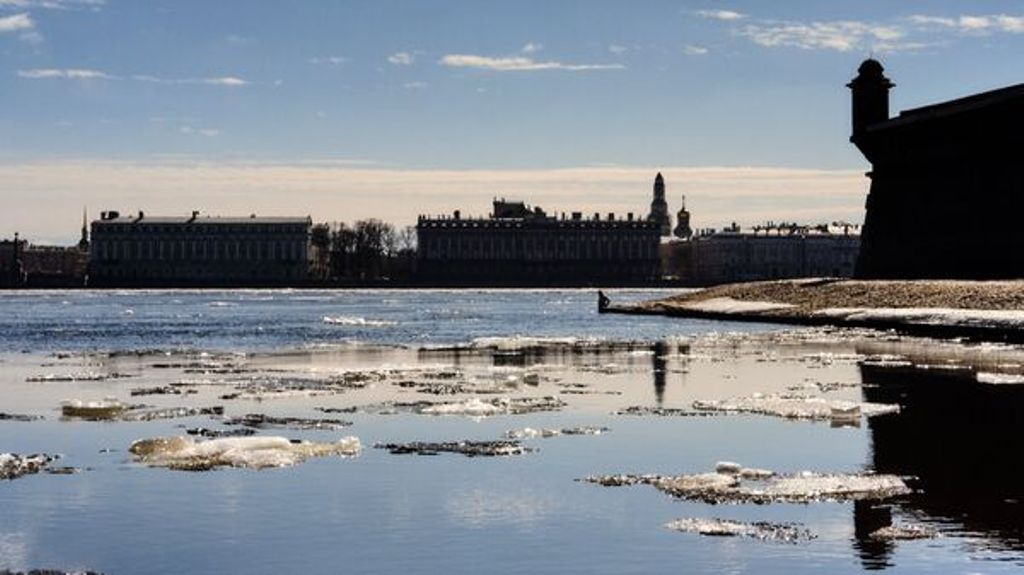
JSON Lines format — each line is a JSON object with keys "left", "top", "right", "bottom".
{"left": 439, "top": 54, "right": 624, "bottom": 72}
{"left": 133, "top": 74, "right": 249, "bottom": 86}
{"left": 684, "top": 44, "right": 709, "bottom": 55}
{"left": 18, "top": 67, "right": 112, "bottom": 79}
{"left": 608, "top": 44, "right": 628, "bottom": 55}
{"left": 179, "top": 125, "right": 220, "bottom": 137}
{"left": 309, "top": 55, "right": 349, "bottom": 66}
{"left": 404, "top": 81, "right": 427, "bottom": 89}
{"left": 17, "top": 69, "right": 251, "bottom": 85}
{"left": 739, "top": 20, "right": 904, "bottom": 52}
{"left": 696, "top": 9, "right": 746, "bottom": 21}
{"left": 521, "top": 42, "right": 542, "bottom": 54}
{"left": 387, "top": 51, "right": 414, "bottom": 65}
{"left": 0, "top": 11, "right": 31, "bottom": 32}
{"left": 910, "top": 13, "right": 1024, "bottom": 34}
{"left": 0, "top": 0, "right": 104, "bottom": 10}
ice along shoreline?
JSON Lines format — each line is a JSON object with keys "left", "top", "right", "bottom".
{"left": 604, "top": 278, "right": 1024, "bottom": 343}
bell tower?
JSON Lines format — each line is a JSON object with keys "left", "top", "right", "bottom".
{"left": 648, "top": 172, "right": 671, "bottom": 236}
{"left": 673, "top": 195, "right": 692, "bottom": 239}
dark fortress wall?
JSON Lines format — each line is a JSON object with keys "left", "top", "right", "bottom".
{"left": 852, "top": 61, "right": 1024, "bottom": 279}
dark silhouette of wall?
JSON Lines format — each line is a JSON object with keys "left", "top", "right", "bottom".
{"left": 850, "top": 59, "right": 1024, "bottom": 279}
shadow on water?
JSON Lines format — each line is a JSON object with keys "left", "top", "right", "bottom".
{"left": 855, "top": 357, "right": 1024, "bottom": 569}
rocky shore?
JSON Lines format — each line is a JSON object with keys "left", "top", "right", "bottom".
{"left": 606, "top": 278, "right": 1024, "bottom": 341}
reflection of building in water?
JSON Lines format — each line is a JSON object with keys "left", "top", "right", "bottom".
{"left": 90, "top": 210, "right": 312, "bottom": 286}
{"left": 849, "top": 58, "right": 1024, "bottom": 279}
{"left": 661, "top": 222, "right": 861, "bottom": 286}
{"left": 416, "top": 194, "right": 661, "bottom": 286}
{"left": 651, "top": 341, "right": 667, "bottom": 405}
{"left": 855, "top": 359, "right": 1024, "bottom": 566}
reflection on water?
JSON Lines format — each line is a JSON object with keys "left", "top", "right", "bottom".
{"left": 856, "top": 352, "right": 1024, "bottom": 568}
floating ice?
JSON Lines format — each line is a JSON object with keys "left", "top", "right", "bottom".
{"left": 976, "top": 372, "right": 1024, "bottom": 385}
{"left": 815, "top": 306, "right": 1024, "bottom": 330}
{"left": 222, "top": 413, "right": 353, "bottom": 431}
{"left": 322, "top": 316, "right": 397, "bottom": 327}
{"left": 27, "top": 372, "right": 133, "bottom": 383}
{"left": 0, "top": 453, "right": 56, "bottom": 480}
{"left": 0, "top": 413, "right": 43, "bottom": 422}
{"left": 868, "top": 524, "right": 939, "bottom": 541}
{"left": 692, "top": 393, "right": 899, "bottom": 422}
{"left": 375, "top": 440, "right": 531, "bottom": 457}
{"left": 130, "top": 385, "right": 199, "bottom": 396}
{"left": 129, "top": 435, "right": 361, "bottom": 471}
{"left": 504, "top": 426, "right": 608, "bottom": 439}
{"left": 419, "top": 396, "right": 567, "bottom": 417}
{"left": 664, "top": 518, "right": 815, "bottom": 543}
{"left": 615, "top": 406, "right": 726, "bottom": 417}
{"left": 60, "top": 398, "right": 133, "bottom": 420}
{"left": 584, "top": 467, "right": 910, "bottom": 504}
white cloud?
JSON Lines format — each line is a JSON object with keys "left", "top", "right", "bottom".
{"left": 17, "top": 67, "right": 113, "bottom": 79}
{"left": 0, "top": 12, "right": 32, "bottom": 32}
{"left": 684, "top": 44, "right": 709, "bottom": 55}
{"left": 696, "top": 9, "right": 745, "bottom": 21}
{"left": 0, "top": 0, "right": 104, "bottom": 10}
{"left": 309, "top": 55, "right": 349, "bottom": 65}
{"left": 439, "top": 54, "right": 624, "bottom": 72}
{"left": 739, "top": 20, "right": 905, "bottom": 52}
{"left": 387, "top": 51, "right": 414, "bottom": 65}
{"left": 608, "top": 44, "right": 628, "bottom": 55}
{"left": 521, "top": 42, "right": 542, "bottom": 54}
{"left": 404, "top": 81, "right": 427, "bottom": 89}
{"left": 179, "top": 125, "right": 220, "bottom": 137}
{"left": 133, "top": 74, "right": 249, "bottom": 86}
{"left": 910, "top": 13, "right": 1024, "bottom": 34}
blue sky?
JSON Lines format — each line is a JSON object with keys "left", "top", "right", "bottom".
{"left": 4, "top": 1, "right": 1024, "bottom": 242}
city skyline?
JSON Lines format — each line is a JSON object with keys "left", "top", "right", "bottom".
{"left": 5, "top": 1, "right": 1024, "bottom": 243}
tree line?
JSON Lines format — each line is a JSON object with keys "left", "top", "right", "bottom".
{"left": 310, "top": 220, "right": 416, "bottom": 281}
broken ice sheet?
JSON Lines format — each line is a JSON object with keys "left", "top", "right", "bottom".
{"left": 375, "top": 440, "right": 532, "bottom": 457}
{"left": 868, "top": 524, "right": 939, "bottom": 541}
{"left": 503, "top": 426, "right": 609, "bottom": 439}
{"left": 221, "top": 413, "right": 353, "bottom": 431}
{"left": 664, "top": 518, "right": 815, "bottom": 543}
{"left": 129, "top": 435, "right": 361, "bottom": 471}
{"left": 584, "top": 466, "right": 910, "bottom": 505}
{"left": 692, "top": 393, "right": 899, "bottom": 423}
{"left": 418, "top": 396, "right": 567, "bottom": 417}
{"left": 1, "top": 453, "right": 58, "bottom": 480}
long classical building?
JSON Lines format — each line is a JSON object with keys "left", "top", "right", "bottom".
{"left": 849, "top": 59, "right": 1024, "bottom": 279}
{"left": 416, "top": 199, "right": 661, "bottom": 285}
{"left": 662, "top": 223, "right": 861, "bottom": 286}
{"left": 90, "top": 211, "right": 311, "bottom": 286}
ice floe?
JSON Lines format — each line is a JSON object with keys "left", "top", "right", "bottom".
{"left": 0, "top": 453, "right": 57, "bottom": 480}
{"left": 419, "top": 396, "right": 567, "bottom": 417}
{"left": 615, "top": 406, "right": 727, "bottom": 417}
{"left": 976, "top": 372, "right": 1024, "bottom": 385}
{"left": 0, "top": 413, "right": 43, "bottom": 422}
{"left": 504, "top": 426, "right": 609, "bottom": 439}
{"left": 815, "top": 307, "right": 1024, "bottom": 330}
{"left": 692, "top": 393, "right": 899, "bottom": 422}
{"left": 322, "top": 316, "right": 397, "bottom": 327}
{"left": 664, "top": 518, "right": 815, "bottom": 543}
{"left": 221, "top": 413, "right": 353, "bottom": 431}
{"left": 375, "top": 440, "right": 531, "bottom": 457}
{"left": 868, "top": 524, "right": 939, "bottom": 541}
{"left": 129, "top": 435, "right": 361, "bottom": 471}
{"left": 584, "top": 466, "right": 910, "bottom": 504}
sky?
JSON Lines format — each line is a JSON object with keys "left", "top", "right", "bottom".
{"left": 3, "top": 0, "right": 1024, "bottom": 243}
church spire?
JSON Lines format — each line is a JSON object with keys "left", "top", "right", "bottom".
{"left": 648, "top": 172, "right": 671, "bottom": 236}
{"left": 78, "top": 207, "right": 90, "bottom": 251}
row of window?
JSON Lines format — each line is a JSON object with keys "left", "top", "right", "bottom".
{"left": 422, "top": 235, "right": 657, "bottom": 260}
{"left": 94, "top": 224, "right": 309, "bottom": 235}
{"left": 94, "top": 239, "right": 306, "bottom": 262}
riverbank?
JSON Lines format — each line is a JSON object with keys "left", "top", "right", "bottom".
{"left": 605, "top": 278, "right": 1024, "bottom": 342}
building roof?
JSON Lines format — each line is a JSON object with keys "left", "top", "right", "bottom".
{"left": 94, "top": 215, "right": 311, "bottom": 225}
{"left": 868, "top": 81, "right": 1024, "bottom": 132}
